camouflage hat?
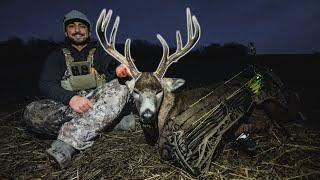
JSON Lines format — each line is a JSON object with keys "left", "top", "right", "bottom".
{"left": 63, "top": 10, "right": 91, "bottom": 30}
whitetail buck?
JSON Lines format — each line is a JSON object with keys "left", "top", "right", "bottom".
{"left": 96, "top": 8, "right": 303, "bottom": 175}
{"left": 96, "top": 8, "right": 201, "bottom": 144}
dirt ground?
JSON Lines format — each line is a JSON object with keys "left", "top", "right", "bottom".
{"left": 0, "top": 101, "right": 319, "bottom": 180}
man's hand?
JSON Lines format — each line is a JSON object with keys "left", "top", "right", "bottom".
{"left": 69, "top": 95, "right": 93, "bottom": 113}
{"left": 116, "top": 64, "right": 131, "bottom": 78}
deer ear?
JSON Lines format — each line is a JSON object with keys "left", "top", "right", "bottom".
{"left": 125, "top": 79, "right": 136, "bottom": 92}
{"left": 162, "top": 78, "right": 185, "bottom": 92}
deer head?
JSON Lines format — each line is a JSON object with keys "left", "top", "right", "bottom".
{"left": 96, "top": 8, "right": 201, "bottom": 144}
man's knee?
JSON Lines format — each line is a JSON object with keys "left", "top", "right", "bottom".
{"left": 23, "top": 99, "right": 68, "bottom": 136}
{"left": 24, "top": 100, "right": 46, "bottom": 127}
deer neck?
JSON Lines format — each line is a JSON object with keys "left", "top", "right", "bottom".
{"left": 158, "top": 89, "right": 175, "bottom": 133}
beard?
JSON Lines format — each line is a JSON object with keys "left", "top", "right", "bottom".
{"left": 65, "top": 33, "right": 90, "bottom": 46}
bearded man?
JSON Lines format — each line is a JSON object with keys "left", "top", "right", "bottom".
{"left": 24, "top": 10, "right": 135, "bottom": 169}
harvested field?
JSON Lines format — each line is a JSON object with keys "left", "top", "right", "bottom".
{"left": 0, "top": 102, "right": 320, "bottom": 179}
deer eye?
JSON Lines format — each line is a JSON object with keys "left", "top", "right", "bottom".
{"left": 156, "top": 91, "right": 163, "bottom": 99}
{"left": 133, "top": 89, "right": 139, "bottom": 94}
{"left": 133, "top": 89, "right": 140, "bottom": 99}
{"left": 156, "top": 89, "right": 163, "bottom": 94}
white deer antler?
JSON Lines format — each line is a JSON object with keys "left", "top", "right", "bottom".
{"left": 153, "top": 8, "right": 201, "bottom": 79}
{"left": 96, "top": 9, "right": 141, "bottom": 79}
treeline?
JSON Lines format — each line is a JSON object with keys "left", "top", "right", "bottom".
{"left": 0, "top": 37, "right": 319, "bottom": 105}
{"left": 0, "top": 37, "right": 251, "bottom": 77}
{"left": 0, "top": 37, "right": 250, "bottom": 65}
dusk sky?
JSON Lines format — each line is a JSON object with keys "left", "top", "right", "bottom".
{"left": 1, "top": 0, "right": 319, "bottom": 54}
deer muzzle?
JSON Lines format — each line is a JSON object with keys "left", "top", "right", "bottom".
{"left": 140, "top": 108, "right": 156, "bottom": 124}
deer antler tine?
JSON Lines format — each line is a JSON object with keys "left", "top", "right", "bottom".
{"left": 102, "top": 10, "right": 113, "bottom": 44}
{"left": 96, "top": 9, "right": 109, "bottom": 51}
{"left": 110, "top": 16, "right": 120, "bottom": 48}
{"left": 192, "top": 16, "right": 200, "bottom": 39}
{"left": 96, "top": 9, "right": 106, "bottom": 32}
{"left": 102, "top": 9, "right": 112, "bottom": 31}
{"left": 125, "top": 39, "right": 140, "bottom": 78}
{"left": 176, "top": 30, "right": 182, "bottom": 52}
{"left": 154, "top": 34, "right": 170, "bottom": 79}
{"left": 154, "top": 7, "right": 201, "bottom": 79}
{"left": 157, "top": 34, "right": 170, "bottom": 60}
{"left": 96, "top": 9, "right": 106, "bottom": 43}
{"left": 124, "top": 39, "right": 130, "bottom": 54}
{"left": 124, "top": 39, "right": 132, "bottom": 68}
{"left": 186, "top": 8, "right": 193, "bottom": 41}
{"left": 96, "top": 9, "right": 141, "bottom": 79}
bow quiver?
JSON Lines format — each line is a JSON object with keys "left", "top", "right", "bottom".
{"left": 159, "top": 65, "right": 287, "bottom": 176}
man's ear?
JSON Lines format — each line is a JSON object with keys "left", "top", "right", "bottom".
{"left": 162, "top": 78, "right": 185, "bottom": 92}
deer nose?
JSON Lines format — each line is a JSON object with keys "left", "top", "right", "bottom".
{"left": 141, "top": 109, "right": 155, "bottom": 121}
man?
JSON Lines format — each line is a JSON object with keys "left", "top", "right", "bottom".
{"left": 24, "top": 10, "right": 135, "bottom": 169}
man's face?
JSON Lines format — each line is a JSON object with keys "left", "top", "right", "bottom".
{"left": 65, "top": 21, "right": 91, "bottom": 45}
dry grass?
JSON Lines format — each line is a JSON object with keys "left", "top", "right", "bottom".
{"left": 0, "top": 103, "right": 319, "bottom": 179}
